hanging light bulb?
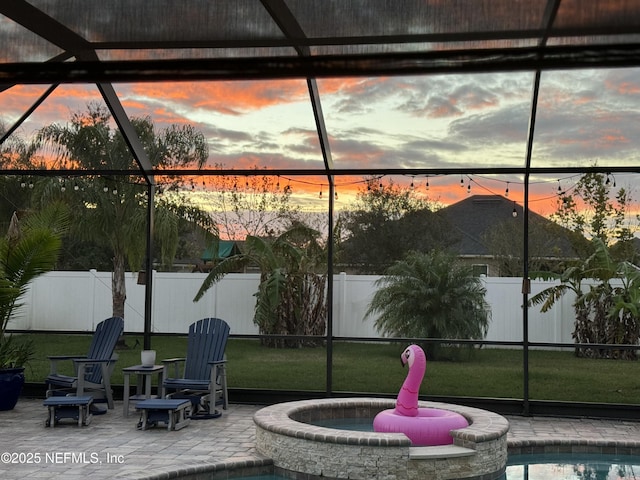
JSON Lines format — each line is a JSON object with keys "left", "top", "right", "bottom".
{"left": 74, "top": 183, "right": 80, "bottom": 191}
{"left": 512, "top": 202, "right": 518, "bottom": 218}
{"left": 28, "top": 181, "right": 34, "bottom": 189}
{"left": 505, "top": 182, "right": 509, "bottom": 197}
{"left": 112, "top": 188, "right": 118, "bottom": 195}
{"left": 20, "top": 178, "right": 26, "bottom": 188}
{"left": 425, "top": 177, "right": 430, "bottom": 191}
{"left": 334, "top": 190, "right": 338, "bottom": 200}
{"left": 103, "top": 186, "right": 109, "bottom": 193}
{"left": 467, "top": 183, "right": 471, "bottom": 194}
{"left": 460, "top": 176, "right": 464, "bottom": 187}
{"left": 60, "top": 180, "right": 66, "bottom": 192}
{"left": 319, "top": 186, "right": 323, "bottom": 198}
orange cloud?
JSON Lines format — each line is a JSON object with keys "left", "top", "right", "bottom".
{"left": 128, "top": 80, "right": 310, "bottom": 114}
{"left": 617, "top": 82, "right": 640, "bottom": 95}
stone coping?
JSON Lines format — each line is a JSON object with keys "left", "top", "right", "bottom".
{"left": 409, "top": 445, "right": 476, "bottom": 459}
{"left": 139, "top": 457, "right": 274, "bottom": 480}
{"left": 508, "top": 439, "right": 640, "bottom": 457}
{"left": 252, "top": 397, "right": 510, "bottom": 448}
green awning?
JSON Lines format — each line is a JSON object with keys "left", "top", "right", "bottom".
{"left": 201, "top": 241, "right": 241, "bottom": 262}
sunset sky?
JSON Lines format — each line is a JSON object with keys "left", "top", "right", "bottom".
{"left": 2, "top": 66, "right": 640, "bottom": 218}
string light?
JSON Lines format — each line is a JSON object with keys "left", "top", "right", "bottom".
{"left": 512, "top": 201, "right": 518, "bottom": 218}
{"left": 147, "top": 172, "right": 590, "bottom": 208}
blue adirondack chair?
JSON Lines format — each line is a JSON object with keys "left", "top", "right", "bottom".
{"left": 45, "top": 316, "right": 124, "bottom": 410}
{"left": 162, "top": 318, "right": 230, "bottom": 418}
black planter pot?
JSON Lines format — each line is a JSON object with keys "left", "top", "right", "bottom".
{"left": 0, "top": 367, "right": 25, "bottom": 411}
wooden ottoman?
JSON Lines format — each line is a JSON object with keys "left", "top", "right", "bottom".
{"left": 136, "top": 398, "right": 191, "bottom": 431}
{"left": 43, "top": 395, "right": 93, "bottom": 427}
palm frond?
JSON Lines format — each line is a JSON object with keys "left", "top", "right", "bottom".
{"left": 193, "top": 254, "right": 252, "bottom": 301}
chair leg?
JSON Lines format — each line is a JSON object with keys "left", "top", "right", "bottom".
{"left": 101, "top": 364, "right": 114, "bottom": 409}
{"left": 220, "top": 365, "right": 228, "bottom": 410}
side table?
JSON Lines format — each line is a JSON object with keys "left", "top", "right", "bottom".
{"left": 122, "top": 364, "right": 164, "bottom": 416}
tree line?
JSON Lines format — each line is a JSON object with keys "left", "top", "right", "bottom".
{"left": 2, "top": 104, "right": 640, "bottom": 358}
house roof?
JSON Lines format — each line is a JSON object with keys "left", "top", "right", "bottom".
{"left": 440, "top": 194, "right": 575, "bottom": 257}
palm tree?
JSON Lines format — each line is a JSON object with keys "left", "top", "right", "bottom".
{"left": 0, "top": 202, "right": 69, "bottom": 368}
{"left": 529, "top": 238, "right": 640, "bottom": 359}
{"left": 34, "top": 103, "right": 214, "bottom": 320}
{"left": 194, "top": 223, "right": 327, "bottom": 348}
{"left": 365, "top": 250, "right": 491, "bottom": 359}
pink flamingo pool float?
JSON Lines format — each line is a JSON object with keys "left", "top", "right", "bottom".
{"left": 373, "top": 344, "right": 469, "bottom": 446}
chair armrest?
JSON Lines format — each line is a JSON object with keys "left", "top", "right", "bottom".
{"left": 162, "top": 358, "right": 186, "bottom": 364}
{"left": 72, "top": 358, "right": 114, "bottom": 365}
{"left": 162, "top": 358, "right": 186, "bottom": 378}
{"left": 48, "top": 355, "right": 87, "bottom": 375}
{"left": 48, "top": 355, "right": 87, "bottom": 360}
{"left": 208, "top": 359, "right": 227, "bottom": 365}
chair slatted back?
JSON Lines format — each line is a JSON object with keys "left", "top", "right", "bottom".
{"left": 184, "top": 318, "right": 230, "bottom": 381}
{"left": 85, "top": 317, "right": 124, "bottom": 384}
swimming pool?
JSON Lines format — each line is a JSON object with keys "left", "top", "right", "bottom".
{"left": 503, "top": 453, "right": 640, "bottom": 480}
{"left": 232, "top": 453, "right": 640, "bottom": 479}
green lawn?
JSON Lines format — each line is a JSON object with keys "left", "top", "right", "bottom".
{"left": 20, "top": 333, "right": 640, "bottom": 405}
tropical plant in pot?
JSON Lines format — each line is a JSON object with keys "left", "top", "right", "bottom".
{"left": 0, "top": 202, "right": 69, "bottom": 411}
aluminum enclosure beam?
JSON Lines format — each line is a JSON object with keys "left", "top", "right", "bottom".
{"left": 2, "top": 44, "right": 640, "bottom": 86}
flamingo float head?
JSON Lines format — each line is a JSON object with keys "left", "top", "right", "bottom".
{"left": 392, "top": 344, "right": 427, "bottom": 417}
{"left": 400, "top": 344, "right": 426, "bottom": 371}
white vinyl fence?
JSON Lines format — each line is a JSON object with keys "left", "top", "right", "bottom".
{"left": 10, "top": 271, "right": 577, "bottom": 344}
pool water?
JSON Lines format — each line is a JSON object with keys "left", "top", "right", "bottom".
{"left": 235, "top": 453, "right": 640, "bottom": 479}
{"left": 311, "top": 417, "right": 375, "bottom": 431}
{"left": 501, "top": 453, "right": 640, "bottom": 480}
{"left": 236, "top": 476, "right": 282, "bottom": 480}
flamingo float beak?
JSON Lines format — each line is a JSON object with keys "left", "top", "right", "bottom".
{"left": 401, "top": 347, "right": 411, "bottom": 367}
